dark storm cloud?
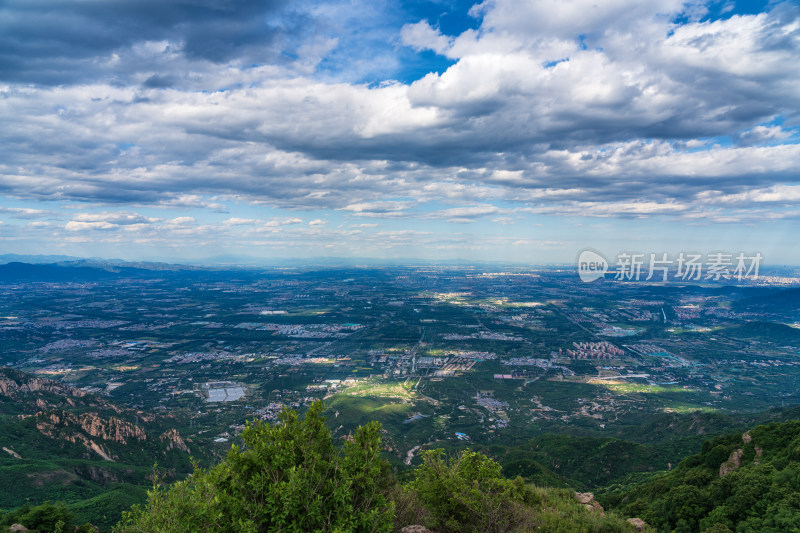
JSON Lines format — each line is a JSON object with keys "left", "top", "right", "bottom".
{"left": 143, "top": 74, "right": 177, "bottom": 89}
{"left": 0, "top": 0, "right": 293, "bottom": 84}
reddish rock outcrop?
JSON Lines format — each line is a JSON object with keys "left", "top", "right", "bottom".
{"left": 575, "top": 492, "right": 605, "bottom": 515}
{"left": 0, "top": 371, "right": 85, "bottom": 398}
{"left": 160, "top": 428, "right": 191, "bottom": 453}
{"left": 400, "top": 526, "right": 431, "bottom": 533}
{"left": 719, "top": 449, "right": 743, "bottom": 476}
{"left": 627, "top": 517, "right": 648, "bottom": 531}
{"left": 35, "top": 411, "right": 146, "bottom": 444}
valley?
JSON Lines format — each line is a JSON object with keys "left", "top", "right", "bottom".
{"left": 1, "top": 261, "right": 800, "bottom": 529}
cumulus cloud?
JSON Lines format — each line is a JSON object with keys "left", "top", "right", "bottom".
{"left": 0, "top": 0, "right": 293, "bottom": 85}
{"left": 166, "top": 216, "right": 196, "bottom": 227}
{"left": 0, "top": 207, "right": 53, "bottom": 219}
{"left": 424, "top": 204, "right": 507, "bottom": 223}
{"left": 400, "top": 21, "right": 454, "bottom": 55}
{"left": 527, "top": 200, "right": 690, "bottom": 218}
{"left": 223, "top": 217, "right": 259, "bottom": 226}
{"left": 70, "top": 212, "right": 152, "bottom": 225}
{"left": 698, "top": 185, "right": 800, "bottom": 205}
{"left": 156, "top": 194, "right": 228, "bottom": 212}
{"left": 342, "top": 201, "right": 414, "bottom": 218}
{"left": 63, "top": 212, "right": 158, "bottom": 232}
{"left": 0, "top": 0, "right": 798, "bottom": 259}
{"left": 733, "top": 125, "right": 794, "bottom": 146}
{"left": 264, "top": 217, "right": 303, "bottom": 226}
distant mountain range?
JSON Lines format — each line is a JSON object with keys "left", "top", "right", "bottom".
{"left": 0, "top": 253, "right": 562, "bottom": 269}
{"left": 0, "top": 254, "right": 91, "bottom": 264}
{"left": 0, "top": 260, "right": 223, "bottom": 283}
{"left": 0, "top": 261, "right": 125, "bottom": 282}
{"left": 734, "top": 286, "right": 800, "bottom": 313}
{"left": 0, "top": 257, "right": 540, "bottom": 283}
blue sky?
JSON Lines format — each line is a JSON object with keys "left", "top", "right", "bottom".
{"left": 0, "top": 0, "right": 799, "bottom": 264}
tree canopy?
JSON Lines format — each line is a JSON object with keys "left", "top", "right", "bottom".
{"left": 115, "top": 401, "right": 394, "bottom": 533}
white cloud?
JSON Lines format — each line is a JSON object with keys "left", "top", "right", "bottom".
{"left": 223, "top": 217, "right": 259, "bottom": 226}
{"left": 425, "top": 204, "right": 505, "bottom": 221}
{"left": 698, "top": 185, "right": 800, "bottom": 205}
{"left": 527, "top": 200, "right": 689, "bottom": 218}
{"left": 156, "top": 194, "right": 227, "bottom": 212}
{"left": 263, "top": 217, "right": 303, "bottom": 227}
{"left": 733, "top": 125, "right": 793, "bottom": 146}
{"left": 342, "top": 201, "right": 414, "bottom": 218}
{"left": 168, "top": 216, "right": 196, "bottom": 226}
{"left": 400, "top": 21, "right": 454, "bottom": 55}
{"left": 0, "top": 0, "right": 798, "bottom": 260}
{"left": 474, "top": 0, "right": 687, "bottom": 41}
{"left": 0, "top": 207, "right": 52, "bottom": 219}
{"left": 65, "top": 221, "right": 116, "bottom": 231}
{"left": 72, "top": 212, "right": 155, "bottom": 225}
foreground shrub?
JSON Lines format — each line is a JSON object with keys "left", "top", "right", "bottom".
{"left": 410, "top": 449, "right": 536, "bottom": 532}
{"left": 115, "top": 401, "right": 394, "bottom": 533}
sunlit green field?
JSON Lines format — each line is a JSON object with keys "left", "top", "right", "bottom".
{"left": 339, "top": 377, "right": 416, "bottom": 400}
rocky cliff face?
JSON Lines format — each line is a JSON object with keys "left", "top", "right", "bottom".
{"left": 0, "top": 368, "right": 202, "bottom": 522}
{"left": 34, "top": 411, "right": 147, "bottom": 444}
{"left": 0, "top": 368, "right": 85, "bottom": 399}
{"left": 0, "top": 368, "right": 202, "bottom": 477}
{"left": 719, "top": 448, "right": 743, "bottom": 476}
{"left": 718, "top": 431, "right": 767, "bottom": 476}
{"left": 25, "top": 408, "right": 196, "bottom": 463}
{"left": 30, "top": 410, "right": 147, "bottom": 461}
{"left": 0, "top": 367, "right": 102, "bottom": 414}
{"left": 160, "top": 428, "right": 190, "bottom": 453}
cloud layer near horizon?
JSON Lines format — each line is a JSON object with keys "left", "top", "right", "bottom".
{"left": 1, "top": 0, "right": 798, "bottom": 261}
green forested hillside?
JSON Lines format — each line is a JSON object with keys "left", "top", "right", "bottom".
{"left": 0, "top": 369, "right": 201, "bottom": 530}
{"left": 112, "top": 409, "right": 800, "bottom": 533}
{"left": 6, "top": 368, "right": 800, "bottom": 533}
{"left": 113, "top": 401, "right": 639, "bottom": 533}
{"left": 471, "top": 410, "right": 760, "bottom": 490}
{"left": 602, "top": 421, "right": 800, "bottom": 532}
